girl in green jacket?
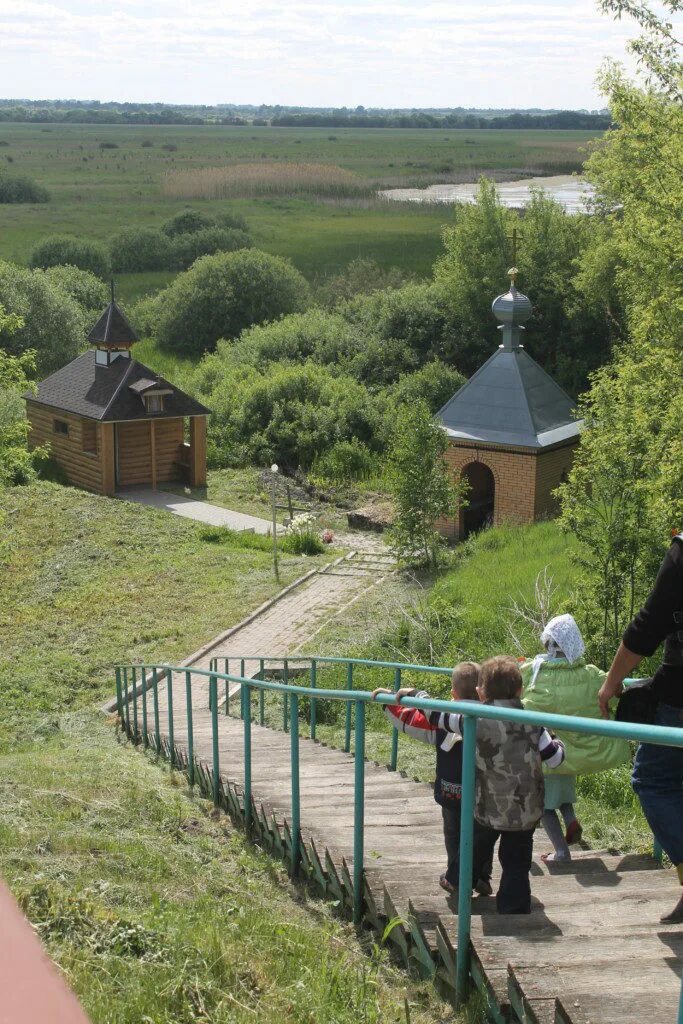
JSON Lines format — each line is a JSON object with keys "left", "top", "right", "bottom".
{"left": 521, "top": 614, "right": 630, "bottom": 862}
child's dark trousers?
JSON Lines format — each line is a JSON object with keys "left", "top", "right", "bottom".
{"left": 473, "top": 825, "right": 535, "bottom": 913}
{"left": 442, "top": 804, "right": 494, "bottom": 889}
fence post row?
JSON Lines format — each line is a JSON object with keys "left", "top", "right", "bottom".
{"left": 123, "top": 667, "right": 130, "bottom": 737}
{"left": 309, "top": 658, "right": 317, "bottom": 741}
{"left": 152, "top": 667, "right": 161, "bottom": 753}
{"left": 455, "top": 712, "right": 477, "bottom": 1007}
{"left": 344, "top": 662, "right": 354, "bottom": 754}
{"left": 290, "top": 692, "right": 301, "bottom": 877}
{"left": 210, "top": 673, "right": 220, "bottom": 807}
{"left": 166, "top": 668, "right": 175, "bottom": 767}
{"left": 131, "top": 667, "right": 138, "bottom": 743}
{"left": 185, "top": 670, "right": 194, "bottom": 787}
{"left": 243, "top": 681, "right": 252, "bottom": 831}
{"left": 353, "top": 698, "right": 365, "bottom": 925}
{"left": 390, "top": 666, "right": 401, "bottom": 771}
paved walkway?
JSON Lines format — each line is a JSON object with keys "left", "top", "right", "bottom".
{"left": 116, "top": 486, "right": 276, "bottom": 535}
{"left": 184, "top": 552, "right": 398, "bottom": 678}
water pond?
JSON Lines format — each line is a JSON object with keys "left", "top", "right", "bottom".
{"left": 379, "top": 174, "right": 595, "bottom": 214}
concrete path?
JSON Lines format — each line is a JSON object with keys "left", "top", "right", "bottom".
{"left": 185, "top": 552, "right": 398, "bottom": 677}
{"left": 117, "top": 486, "right": 276, "bottom": 535}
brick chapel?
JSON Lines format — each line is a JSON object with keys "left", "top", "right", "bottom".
{"left": 435, "top": 271, "right": 582, "bottom": 540}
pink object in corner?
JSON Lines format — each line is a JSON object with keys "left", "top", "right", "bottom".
{"left": 0, "top": 880, "right": 92, "bottom": 1024}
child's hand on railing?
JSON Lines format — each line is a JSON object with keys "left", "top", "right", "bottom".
{"left": 395, "top": 687, "right": 418, "bottom": 701}
{"left": 371, "top": 687, "right": 392, "bottom": 699}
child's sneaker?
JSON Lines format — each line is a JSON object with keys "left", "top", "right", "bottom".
{"left": 565, "top": 820, "right": 583, "bottom": 845}
{"left": 474, "top": 878, "right": 493, "bottom": 897}
{"left": 439, "top": 873, "right": 456, "bottom": 895}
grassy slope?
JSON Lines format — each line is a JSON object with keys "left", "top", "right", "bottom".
{"left": 0, "top": 123, "right": 598, "bottom": 293}
{"left": 0, "top": 481, "right": 457, "bottom": 1023}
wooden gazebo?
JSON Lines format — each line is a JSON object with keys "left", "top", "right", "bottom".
{"left": 25, "top": 297, "right": 210, "bottom": 496}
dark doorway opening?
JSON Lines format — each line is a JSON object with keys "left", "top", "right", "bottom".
{"left": 460, "top": 462, "right": 495, "bottom": 538}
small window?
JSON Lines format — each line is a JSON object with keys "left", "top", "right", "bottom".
{"left": 54, "top": 419, "right": 69, "bottom": 436}
{"left": 145, "top": 393, "right": 164, "bottom": 414}
{"left": 82, "top": 420, "right": 97, "bottom": 455}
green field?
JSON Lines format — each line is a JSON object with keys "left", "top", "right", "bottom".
{"left": 0, "top": 123, "right": 599, "bottom": 296}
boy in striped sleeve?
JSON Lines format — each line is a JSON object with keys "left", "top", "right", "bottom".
{"left": 376, "top": 655, "right": 565, "bottom": 915}
{"left": 372, "top": 662, "right": 494, "bottom": 898}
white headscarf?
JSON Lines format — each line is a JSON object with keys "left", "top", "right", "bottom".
{"left": 530, "top": 613, "right": 586, "bottom": 685}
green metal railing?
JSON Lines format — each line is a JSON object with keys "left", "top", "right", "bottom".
{"left": 114, "top": 659, "right": 683, "bottom": 1018}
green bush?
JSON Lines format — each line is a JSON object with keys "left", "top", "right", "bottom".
{"left": 29, "top": 235, "right": 110, "bottom": 279}
{"left": 109, "top": 227, "right": 173, "bottom": 273}
{"left": 42, "top": 265, "right": 109, "bottom": 316}
{"left": 0, "top": 173, "right": 49, "bottom": 204}
{"left": 156, "top": 249, "right": 311, "bottom": 356}
{"left": 281, "top": 513, "right": 325, "bottom": 555}
{"left": 312, "top": 438, "right": 376, "bottom": 483}
{"left": 0, "top": 261, "right": 86, "bottom": 376}
{"left": 170, "top": 226, "right": 252, "bottom": 269}
{"left": 161, "top": 209, "right": 215, "bottom": 236}
{"left": 215, "top": 209, "right": 249, "bottom": 232}
{"left": 389, "top": 361, "right": 466, "bottom": 413}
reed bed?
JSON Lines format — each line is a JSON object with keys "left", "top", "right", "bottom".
{"left": 162, "top": 162, "right": 372, "bottom": 200}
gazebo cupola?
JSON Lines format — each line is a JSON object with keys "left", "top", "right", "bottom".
{"left": 89, "top": 284, "right": 138, "bottom": 366}
{"left": 435, "top": 269, "right": 583, "bottom": 540}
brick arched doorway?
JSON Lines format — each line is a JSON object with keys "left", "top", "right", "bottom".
{"left": 460, "top": 461, "right": 495, "bottom": 537}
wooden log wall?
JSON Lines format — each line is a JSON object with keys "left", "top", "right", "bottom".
{"left": 26, "top": 401, "right": 104, "bottom": 493}
{"left": 116, "top": 421, "right": 152, "bottom": 487}
{"left": 154, "top": 418, "right": 184, "bottom": 483}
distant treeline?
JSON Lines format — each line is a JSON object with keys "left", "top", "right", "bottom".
{"left": 0, "top": 100, "right": 611, "bottom": 130}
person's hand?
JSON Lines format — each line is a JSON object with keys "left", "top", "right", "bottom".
{"left": 395, "top": 686, "right": 418, "bottom": 702}
{"left": 598, "top": 677, "right": 623, "bottom": 719}
{"left": 371, "top": 687, "right": 392, "bottom": 700}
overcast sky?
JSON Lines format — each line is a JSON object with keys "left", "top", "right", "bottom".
{"left": 0, "top": 0, "right": 665, "bottom": 109}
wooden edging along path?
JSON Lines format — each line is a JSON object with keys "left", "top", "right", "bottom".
{"left": 114, "top": 680, "right": 683, "bottom": 1024}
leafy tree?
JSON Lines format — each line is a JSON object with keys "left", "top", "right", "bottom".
{"left": 559, "top": 55, "right": 683, "bottom": 663}
{"left": 315, "top": 258, "right": 412, "bottom": 308}
{"left": 156, "top": 250, "right": 311, "bottom": 356}
{"left": 387, "top": 402, "right": 457, "bottom": 566}
{"left": 388, "top": 362, "right": 465, "bottom": 414}
{"left": 109, "top": 227, "right": 173, "bottom": 272}
{"left": 0, "top": 262, "right": 86, "bottom": 375}
{"left": 161, "top": 209, "right": 216, "bottom": 236}
{"left": 29, "top": 235, "right": 110, "bottom": 278}
{"left": 42, "top": 265, "right": 108, "bottom": 316}
{"left": 170, "top": 226, "right": 252, "bottom": 269}
{"left": 0, "top": 308, "right": 47, "bottom": 485}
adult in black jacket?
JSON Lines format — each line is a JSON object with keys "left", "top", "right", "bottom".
{"left": 599, "top": 533, "right": 683, "bottom": 923}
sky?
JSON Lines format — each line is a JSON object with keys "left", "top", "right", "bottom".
{"left": 0, "top": 0, "right": 663, "bottom": 110}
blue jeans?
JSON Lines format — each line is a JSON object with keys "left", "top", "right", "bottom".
{"left": 631, "top": 703, "right": 683, "bottom": 867}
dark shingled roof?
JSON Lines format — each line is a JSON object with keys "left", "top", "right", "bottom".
{"left": 27, "top": 350, "right": 210, "bottom": 422}
{"left": 437, "top": 347, "right": 582, "bottom": 449}
{"left": 88, "top": 301, "right": 138, "bottom": 347}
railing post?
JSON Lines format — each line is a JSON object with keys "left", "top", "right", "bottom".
{"left": 344, "top": 662, "right": 353, "bottom": 753}
{"left": 259, "top": 659, "right": 265, "bottom": 726}
{"left": 225, "top": 659, "right": 230, "bottom": 717}
{"left": 115, "top": 667, "right": 123, "bottom": 723}
{"left": 185, "top": 670, "right": 194, "bottom": 787}
{"left": 353, "top": 698, "right": 365, "bottom": 925}
{"left": 290, "top": 692, "right": 300, "bottom": 877}
{"left": 131, "top": 667, "right": 138, "bottom": 743}
{"left": 240, "top": 659, "right": 246, "bottom": 720}
{"left": 141, "top": 665, "right": 148, "bottom": 748}
{"left": 243, "top": 682, "right": 252, "bottom": 832}
{"left": 210, "top": 673, "right": 220, "bottom": 807}
{"left": 123, "top": 668, "right": 130, "bottom": 738}
{"left": 310, "top": 659, "right": 317, "bottom": 741}
{"left": 152, "top": 667, "right": 161, "bottom": 754}
{"left": 283, "top": 660, "right": 289, "bottom": 733}
{"left": 166, "top": 668, "right": 174, "bottom": 768}
{"left": 678, "top": 972, "right": 683, "bottom": 1024}
{"left": 390, "top": 667, "right": 401, "bottom": 771}
{"left": 455, "top": 712, "right": 477, "bottom": 1007}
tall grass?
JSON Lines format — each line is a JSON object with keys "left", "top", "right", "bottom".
{"left": 162, "top": 162, "right": 372, "bottom": 200}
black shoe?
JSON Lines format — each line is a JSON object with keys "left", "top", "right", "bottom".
{"left": 474, "top": 878, "right": 493, "bottom": 897}
{"left": 660, "top": 894, "right": 683, "bottom": 924}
